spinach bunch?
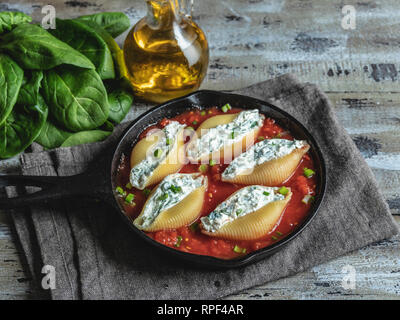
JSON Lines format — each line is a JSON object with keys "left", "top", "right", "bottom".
{"left": 0, "top": 11, "right": 133, "bottom": 159}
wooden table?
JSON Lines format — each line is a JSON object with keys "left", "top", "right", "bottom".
{"left": 1, "top": 0, "right": 399, "bottom": 299}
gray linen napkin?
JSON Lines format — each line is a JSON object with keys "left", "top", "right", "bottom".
{"left": 6, "top": 74, "right": 399, "bottom": 299}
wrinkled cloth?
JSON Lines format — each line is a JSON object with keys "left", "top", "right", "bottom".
{"left": 6, "top": 74, "right": 399, "bottom": 299}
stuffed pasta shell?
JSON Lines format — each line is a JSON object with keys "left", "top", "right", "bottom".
{"left": 201, "top": 186, "right": 291, "bottom": 240}
{"left": 130, "top": 121, "right": 186, "bottom": 190}
{"left": 222, "top": 139, "right": 310, "bottom": 185}
{"left": 133, "top": 173, "right": 208, "bottom": 232}
{"left": 186, "top": 110, "right": 264, "bottom": 163}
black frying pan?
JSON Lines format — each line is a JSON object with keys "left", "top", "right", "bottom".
{"left": 0, "top": 90, "right": 326, "bottom": 269}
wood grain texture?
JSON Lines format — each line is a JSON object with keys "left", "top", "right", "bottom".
{"left": 0, "top": 0, "right": 399, "bottom": 299}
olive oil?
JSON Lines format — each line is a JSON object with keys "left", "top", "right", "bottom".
{"left": 123, "top": 0, "right": 209, "bottom": 103}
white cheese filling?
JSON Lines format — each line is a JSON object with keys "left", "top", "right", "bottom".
{"left": 130, "top": 121, "right": 185, "bottom": 189}
{"left": 222, "top": 139, "right": 307, "bottom": 180}
{"left": 186, "top": 109, "right": 264, "bottom": 160}
{"left": 201, "top": 186, "right": 284, "bottom": 233}
{"left": 137, "top": 173, "right": 207, "bottom": 229}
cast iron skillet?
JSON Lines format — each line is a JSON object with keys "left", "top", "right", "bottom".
{"left": 0, "top": 90, "right": 326, "bottom": 269}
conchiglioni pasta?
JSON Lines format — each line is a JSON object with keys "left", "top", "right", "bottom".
{"left": 133, "top": 173, "right": 208, "bottom": 232}
{"left": 222, "top": 139, "right": 310, "bottom": 185}
{"left": 186, "top": 110, "right": 264, "bottom": 163}
{"left": 201, "top": 186, "right": 292, "bottom": 240}
{"left": 130, "top": 121, "right": 186, "bottom": 190}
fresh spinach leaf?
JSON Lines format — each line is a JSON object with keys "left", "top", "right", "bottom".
{"left": 35, "top": 120, "right": 74, "bottom": 149}
{"left": 41, "top": 66, "right": 109, "bottom": 132}
{"left": 99, "top": 119, "right": 114, "bottom": 132}
{"left": 0, "top": 53, "right": 24, "bottom": 126}
{"left": 76, "top": 19, "right": 129, "bottom": 80}
{"left": 0, "top": 73, "right": 48, "bottom": 159}
{"left": 0, "top": 11, "right": 32, "bottom": 34}
{"left": 76, "top": 12, "right": 130, "bottom": 38}
{"left": 0, "top": 24, "right": 95, "bottom": 70}
{"left": 17, "top": 71, "right": 43, "bottom": 106}
{"left": 60, "top": 130, "right": 111, "bottom": 147}
{"left": 49, "top": 19, "right": 115, "bottom": 80}
{"left": 107, "top": 87, "right": 133, "bottom": 124}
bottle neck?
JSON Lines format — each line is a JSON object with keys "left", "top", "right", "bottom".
{"left": 146, "top": 0, "right": 193, "bottom": 29}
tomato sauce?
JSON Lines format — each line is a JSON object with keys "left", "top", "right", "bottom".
{"left": 116, "top": 107, "right": 317, "bottom": 259}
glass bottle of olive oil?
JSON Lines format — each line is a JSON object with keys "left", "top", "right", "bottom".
{"left": 123, "top": 0, "right": 209, "bottom": 103}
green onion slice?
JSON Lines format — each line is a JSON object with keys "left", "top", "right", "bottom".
{"left": 279, "top": 186, "right": 289, "bottom": 196}
{"left": 154, "top": 149, "right": 162, "bottom": 158}
{"left": 125, "top": 193, "right": 135, "bottom": 204}
{"left": 233, "top": 245, "right": 246, "bottom": 254}
{"left": 199, "top": 164, "right": 208, "bottom": 173}
{"left": 125, "top": 182, "right": 133, "bottom": 189}
{"left": 221, "top": 103, "right": 232, "bottom": 113}
{"left": 304, "top": 167, "right": 315, "bottom": 178}
{"left": 174, "top": 236, "right": 183, "bottom": 248}
{"left": 116, "top": 186, "right": 126, "bottom": 196}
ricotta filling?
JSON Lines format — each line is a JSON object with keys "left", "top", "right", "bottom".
{"left": 222, "top": 139, "right": 307, "bottom": 180}
{"left": 201, "top": 186, "right": 284, "bottom": 233}
{"left": 138, "top": 173, "right": 207, "bottom": 228}
{"left": 186, "top": 109, "right": 264, "bottom": 161}
{"left": 130, "top": 121, "right": 185, "bottom": 189}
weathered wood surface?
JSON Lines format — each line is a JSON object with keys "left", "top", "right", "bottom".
{"left": 0, "top": 0, "right": 400, "bottom": 299}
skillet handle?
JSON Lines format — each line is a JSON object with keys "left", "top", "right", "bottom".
{"left": 0, "top": 172, "right": 114, "bottom": 210}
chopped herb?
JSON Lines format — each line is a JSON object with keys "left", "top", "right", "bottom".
{"left": 257, "top": 136, "right": 265, "bottom": 141}
{"left": 158, "top": 193, "right": 169, "bottom": 201}
{"left": 125, "top": 193, "right": 135, "bottom": 204}
{"left": 251, "top": 121, "right": 259, "bottom": 128}
{"left": 154, "top": 148, "right": 162, "bottom": 157}
{"left": 233, "top": 245, "right": 246, "bottom": 254}
{"left": 166, "top": 138, "right": 172, "bottom": 145}
{"left": 199, "top": 164, "right": 208, "bottom": 173}
{"left": 116, "top": 186, "right": 126, "bottom": 196}
{"left": 279, "top": 186, "right": 289, "bottom": 195}
{"left": 143, "top": 188, "right": 151, "bottom": 197}
{"left": 276, "top": 231, "right": 283, "bottom": 236}
{"left": 169, "top": 185, "right": 182, "bottom": 193}
{"left": 275, "top": 133, "right": 282, "bottom": 138}
{"left": 209, "top": 159, "right": 217, "bottom": 166}
{"left": 236, "top": 209, "right": 243, "bottom": 216}
{"left": 263, "top": 191, "right": 270, "bottom": 196}
{"left": 192, "top": 120, "right": 198, "bottom": 125}
{"left": 125, "top": 182, "right": 133, "bottom": 189}
{"left": 189, "top": 222, "right": 199, "bottom": 232}
{"left": 231, "top": 131, "right": 236, "bottom": 139}
{"left": 304, "top": 167, "right": 315, "bottom": 178}
{"left": 271, "top": 236, "right": 278, "bottom": 241}
{"left": 221, "top": 103, "right": 232, "bottom": 113}
{"left": 174, "top": 236, "right": 183, "bottom": 247}
{"left": 200, "top": 111, "right": 206, "bottom": 116}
